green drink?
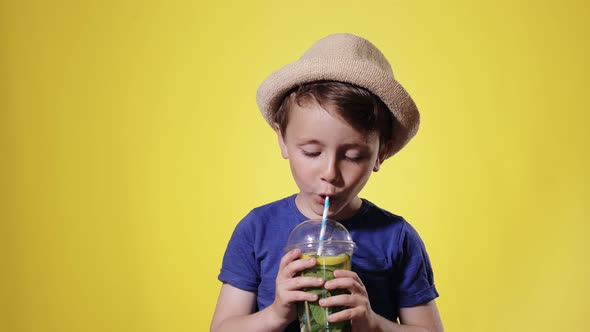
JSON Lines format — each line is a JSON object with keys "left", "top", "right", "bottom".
{"left": 285, "top": 219, "right": 356, "bottom": 332}
{"left": 298, "top": 253, "right": 352, "bottom": 332}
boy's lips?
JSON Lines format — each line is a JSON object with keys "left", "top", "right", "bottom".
{"left": 316, "top": 194, "right": 336, "bottom": 205}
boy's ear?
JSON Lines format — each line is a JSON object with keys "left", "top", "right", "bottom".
{"left": 273, "top": 123, "right": 289, "bottom": 159}
{"left": 373, "top": 145, "right": 389, "bottom": 172}
{"left": 373, "top": 157, "right": 382, "bottom": 172}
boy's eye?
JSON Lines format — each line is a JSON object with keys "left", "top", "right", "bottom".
{"left": 344, "top": 154, "right": 366, "bottom": 162}
{"left": 344, "top": 149, "right": 367, "bottom": 163}
{"left": 302, "top": 150, "right": 320, "bottom": 157}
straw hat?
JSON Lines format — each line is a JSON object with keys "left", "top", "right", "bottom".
{"left": 256, "top": 33, "right": 420, "bottom": 158}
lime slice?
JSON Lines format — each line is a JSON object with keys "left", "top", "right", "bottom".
{"left": 301, "top": 253, "right": 349, "bottom": 265}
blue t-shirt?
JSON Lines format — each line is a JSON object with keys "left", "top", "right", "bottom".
{"left": 218, "top": 195, "right": 438, "bottom": 330}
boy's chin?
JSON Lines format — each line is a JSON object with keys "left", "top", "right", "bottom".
{"left": 307, "top": 202, "right": 325, "bottom": 219}
{"left": 296, "top": 194, "right": 328, "bottom": 219}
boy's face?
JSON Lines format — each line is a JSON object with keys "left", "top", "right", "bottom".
{"left": 276, "top": 100, "right": 382, "bottom": 220}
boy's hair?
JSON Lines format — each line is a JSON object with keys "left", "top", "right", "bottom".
{"left": 273, "top": 81, "right": 394, "bottom": 157}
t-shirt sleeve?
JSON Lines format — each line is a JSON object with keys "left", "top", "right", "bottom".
{"left": 396, "top": 222, "right": 439, "bottom": 307}
{"left": 218, "top": 212, "right": 260, "bottom": 292}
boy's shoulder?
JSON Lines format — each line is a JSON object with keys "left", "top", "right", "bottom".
{"left": 356, "top": 198, "right": 421, "bottom": 238}
{"left": 247, "top": 194, "right": 299, "bottom": 218}
{"left": 237, "top": 194, "right": 305, "bottom": 228}
{"left": 353, "top": 199, "right": 428, "bottom": 258}
{"left": 359, "top": 198, "right": 406, "bottom": 224}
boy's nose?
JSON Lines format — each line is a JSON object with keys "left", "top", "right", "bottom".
{"left": 320, "top": 157, "right": 340, "bottom": 184}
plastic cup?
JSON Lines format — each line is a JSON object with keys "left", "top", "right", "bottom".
{"left": 285, "top": 219, "right": 356, "bottom": 332}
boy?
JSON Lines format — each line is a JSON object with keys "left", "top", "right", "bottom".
{"left": 211, "top": 33, "right": 443, "bottom": 332}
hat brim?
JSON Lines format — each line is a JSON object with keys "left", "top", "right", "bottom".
{"left": 256, "top": 57, "right": 420, "bottom": 158}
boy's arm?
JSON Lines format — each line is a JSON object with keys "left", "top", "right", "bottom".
{"left": 362, "top": 300, "right": 443, "bottom": 332}
{"left": 210, "top": 249, "right": 325, "bottom": 332}
{"left": 322, "top": 270, "right": 443, "bottom": 332}
{"left": 209, "top": 283, "right": 288, "bottom": 332}
{"left": 398, "top": 301, "right": 444, "bottom": 332}
{"left": 375, "top": 300, "right": 444, "bottom": 332}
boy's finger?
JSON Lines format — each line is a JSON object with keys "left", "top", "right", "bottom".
{"left": 283, "top": 290, "right": 320, "bottom": 303}
{"left": 278, "top": 250, "right": 317, "bottom": 279}
{"left": 283, "top": 276, "right": 325, "bottom": 291}
{"left": 278, "top": 249, "right": 301, "bottom": 270}
{"left": 280, "top": 257, "right": 317, "bottom": 279}
{"left": 319, "top": 293, "right": 358, "bottom": 308}
{"left": 332, "top": 270, "right": 365, "bottom": 286}
{"left": 332, "top": 269, "right": 361, "bottom": 282}
{"left": 324, "top": 276, "right": 366, "bottom": 296}
{"left": 326, "top": 307, "right": 356, "bottom": 323}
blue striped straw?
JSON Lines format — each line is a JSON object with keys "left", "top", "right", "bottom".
{"left": 317, "top": 196, "right": 330, "bottom": 255}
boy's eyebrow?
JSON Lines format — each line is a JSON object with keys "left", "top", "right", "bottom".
{"left": 296, "top": 140, "right": 371, "bottom": 150}
{"left": 340, "top": 143, "right": 371, "bottom": 150}
{"left": 296, "top": 139, "right": 324, "bottom": 146}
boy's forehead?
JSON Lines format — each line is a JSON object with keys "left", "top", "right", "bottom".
{"left": 286, "top": 102, "right": 378, "bottom": 145}
{"left": 288, "top": 100, "right": 344, "bottom": 126}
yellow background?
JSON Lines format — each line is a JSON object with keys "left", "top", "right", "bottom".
{"left": 1, "top": 0, "right": 588, "bottom": 331}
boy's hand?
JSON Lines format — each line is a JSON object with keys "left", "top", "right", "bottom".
{"left": 270, "top": 249, "right": 326, "bottom": 326}
{"left": 319, "top": 269, "right": 377, "bottom": 331}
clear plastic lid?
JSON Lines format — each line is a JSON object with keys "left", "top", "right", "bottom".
{"left": 285, "top": 219, "right": 356, "bottom": 255}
